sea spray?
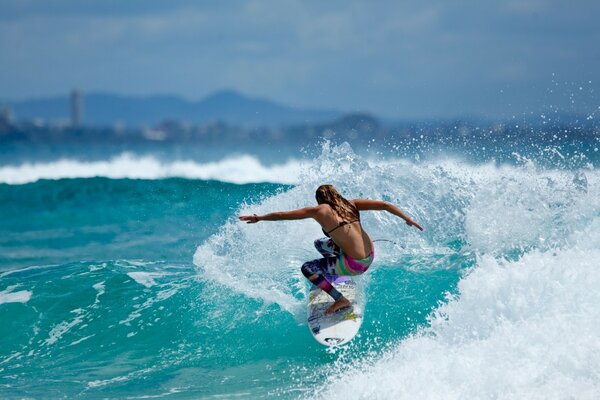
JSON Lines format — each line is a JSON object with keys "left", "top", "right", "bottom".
{"left": 314, "top": 224, "right": 600, "bottom": 399}
{"left": 307, "top": 149, "right": 600, "bottom": 399}
{"left": 193, "top": 142, "right": 454, "bottom": 318}
{"left": 2, "top": 140, "right": 599, "bottom": 398}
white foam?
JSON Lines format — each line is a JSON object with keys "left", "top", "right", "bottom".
{"left": 0, "top": 285, "right": 32, "bottom": 304}
{"left": 69, "top": 334, "right": 95, "bottom": 346}
{"left": 119, "top": 282, "right": 184, "bottom": 326}
{"left": 316, "top": 222, "right": 600, "bottom": 398}
{"left": 45, "top": 308, "right": 86, "bottom": 346}
{"left": 193, "top": 143, "right": 439, "bottom": 316}
{"left": 302, "top": 149, "right": 600, "bottom": 399}
{"left": 460, "top": 163, "right": 599, "bottom": 254}
{"left": 92, "top": 281, "right": 105, "bottom": 307}
{"left": 199, "top": 144, "right": 593, "bottom": 315}
{"left": 127, "top": 272, "right": 166, "bottom": 288}
{"left": 189, "top": 142, "right": 600, "bottom": 397}
{"left": 0, "top": 153, "right": 304, "bottom": 185}
{"left": 86, "top": 366, "right": 156, "bottom": 389}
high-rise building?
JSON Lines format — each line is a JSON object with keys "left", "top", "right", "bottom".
{"left": 70, "top": 89, "right": 83, "bottom": 127}
{"left": 0, "top": 106, "right": 13, "bottom": 123}
{"left": 0, "top": 106, "right": 13, "bottom": 132}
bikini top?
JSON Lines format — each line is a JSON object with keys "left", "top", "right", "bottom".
{"left": 322, "top": 219, "right": 360, "bottom": 237}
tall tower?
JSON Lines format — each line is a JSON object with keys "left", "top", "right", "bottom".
{"left": 0, "top": 106, "right": 13, "bottom": 123}
{"left": 70, "top": 89, "right": 83, "bottom": 127}
{"left": 0, "top": 105, "right": 13, "bottom": 131}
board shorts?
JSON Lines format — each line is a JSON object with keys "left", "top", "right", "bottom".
{"left": 301, "top": 237, "right": 374, "bottom": 300}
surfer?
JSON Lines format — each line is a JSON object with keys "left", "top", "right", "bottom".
{"left": 239, "top": 184, "right": 423, "bottom": 314}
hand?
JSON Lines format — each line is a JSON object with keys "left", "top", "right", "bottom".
{"left": 406, "top": 219, "right": 424, "bottom": 231}
{"left": 239, "top": 214, "right": 260, "bottom": 224}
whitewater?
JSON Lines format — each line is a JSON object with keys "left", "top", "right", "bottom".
{"left": 1, "top": 141, "right": 599, "bottom": 398}
{"left": 191, "top": 143, "right": 600, "bottom": 398}
{"left": 0, "top": 152, "right": 304, "bottom": 185}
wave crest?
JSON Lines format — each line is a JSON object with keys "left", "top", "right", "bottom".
{"left": 0, "top": 153, "right": 303, "bottom": 185}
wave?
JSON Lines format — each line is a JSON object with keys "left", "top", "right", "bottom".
{"left": 194, "top": 143, "right": 600, "bottom": 309}
{"left": 0, "top": 153, "right": 304, "bottom": 185}
{"left": 193, "top": 142, "right": 446, "bottom": 316}
{"left": 190, "top": 142, "right": 600, "bottom": 398}
{"left": 315, "top": 218, "right": 600, "bottom": 398}
{"left": 3, "top": 139, "right": 599, "bottom": 397}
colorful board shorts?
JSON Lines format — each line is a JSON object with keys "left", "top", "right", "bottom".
{"left": 301, "top": 237, "right": 374, "bottom": 300}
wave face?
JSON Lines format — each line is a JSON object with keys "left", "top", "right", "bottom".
{"left": 0, "top": 153, "right": 303, "bottom": 185}
{"left": 2, "top": 140, "right": 600, "bottom": 398}
{"left": 0, "top": 177, "right": 283, "bottom": 269}
{"left": 193, "top": 142, "right": 465, "bottom": 316}
{"left": 194, "top": 143, "right": 600, "bottom": 398}
{"left": 315, "top": 229, "right": 600, "bottom": 399}
{"left": 305, "top": 153, "right": 600, "bottom": 399}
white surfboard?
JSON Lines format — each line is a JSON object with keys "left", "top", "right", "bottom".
{"left": 307, "top": 276, "right": 364, "bottom": 346}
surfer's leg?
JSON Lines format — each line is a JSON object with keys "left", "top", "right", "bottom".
{"left": 314, "top": 237, "right": 340, "bottom": 257}
{"left": 301, "top": 257, "right": 342, "bottom": 301}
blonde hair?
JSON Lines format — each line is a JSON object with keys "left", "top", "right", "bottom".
{"left": 315, "top": 184, "right": 359, "bottom": 222}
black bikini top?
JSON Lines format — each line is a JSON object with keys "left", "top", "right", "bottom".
{"left": 322, "top": 219, "right": 360, "bottom": 237}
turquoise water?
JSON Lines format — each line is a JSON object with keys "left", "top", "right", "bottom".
{"left": 1, "top": 141, "right": 600, "bottom": 398}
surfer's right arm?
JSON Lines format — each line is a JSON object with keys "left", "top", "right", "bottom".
{"left": 353, "top": 199, "right": 424, "bottom": 231}
{"left": 239, "top": 207, "right": 320, "bottom": 223}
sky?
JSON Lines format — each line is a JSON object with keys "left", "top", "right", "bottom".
{"left": 1, "top": 0, "right": 599, "bottom": 119}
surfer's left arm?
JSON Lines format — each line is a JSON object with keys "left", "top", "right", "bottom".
{"left": 239, "top": 207, "right": 318, "bottom": 223}
{"left": 353, "top": 199, "right": 424, "bottom": 231}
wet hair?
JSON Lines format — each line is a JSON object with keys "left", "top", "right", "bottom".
{"left": 315, "top": 184, "right": 359, "bottom": 222}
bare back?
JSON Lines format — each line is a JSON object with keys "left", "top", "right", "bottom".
{"left": 314, "top": 203, "right": 373, "bottom": 259}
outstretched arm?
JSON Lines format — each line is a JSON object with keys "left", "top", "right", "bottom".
{"left": 353, "top": 199, "right": 424, "bottom": 231}
{"left": 239, "top": 207, "right": 319, "bottom": 224}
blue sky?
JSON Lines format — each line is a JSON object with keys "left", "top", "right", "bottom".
{"left": 1, "top": 0, "right": 599, "bottom": 118}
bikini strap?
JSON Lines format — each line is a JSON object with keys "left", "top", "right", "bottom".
{"left": 324, "top": 219, "right": 360, "bottom": 235}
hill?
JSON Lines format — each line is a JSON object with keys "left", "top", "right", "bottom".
{"left": 6, "top": 90, "right": 340, "bottom": 127}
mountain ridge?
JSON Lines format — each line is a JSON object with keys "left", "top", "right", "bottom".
{"left": 5, "top": 90, "right": 341, "bottom": 127}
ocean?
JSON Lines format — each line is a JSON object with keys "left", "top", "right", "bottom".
{"left": 1, "top": 135, "right": 600, "bottom": 399}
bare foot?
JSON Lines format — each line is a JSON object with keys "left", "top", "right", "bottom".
{"left": 325, "top": 297, "right": 351, "bottom": 315}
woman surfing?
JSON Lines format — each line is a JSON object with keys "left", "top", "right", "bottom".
{"left": 239, "top": 185, "right": 423, "bottom": 314}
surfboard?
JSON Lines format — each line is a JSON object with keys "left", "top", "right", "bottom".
{"left": 307, "top": 276, "right": 364, "bottom": 346}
